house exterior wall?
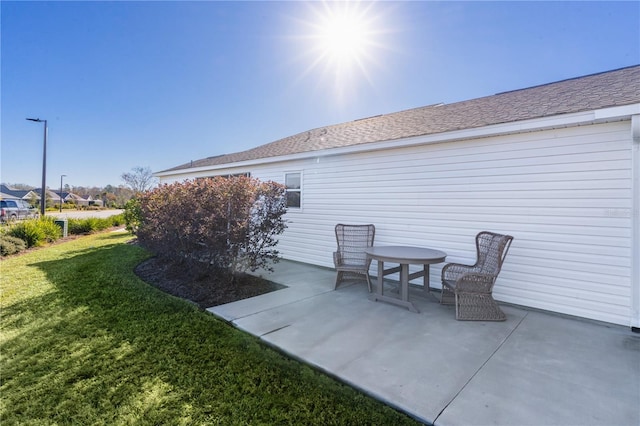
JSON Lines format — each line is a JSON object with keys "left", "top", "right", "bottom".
{"left": 161, "top": 120, "right": 636, "bottom": 326}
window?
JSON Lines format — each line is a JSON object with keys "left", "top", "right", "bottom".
{"left": 285, "top": 172, "right": 301, "bottom": 208}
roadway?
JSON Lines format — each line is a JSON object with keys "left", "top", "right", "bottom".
{"left": 47, "top": 209, "right": 124, "bottom": 220}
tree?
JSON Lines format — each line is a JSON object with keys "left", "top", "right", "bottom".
{"left": 121, "top": 166, "right": 157, "bottom": 194}
{"left": 27, "top": 193, "right": 39, "bottom": 209}
{"left": 6, "top": 183, "right": 35, "bottom": 190}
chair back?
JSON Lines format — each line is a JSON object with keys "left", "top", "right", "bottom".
{"left": 335, "top": 224, "right": 375, "bottom": 266}
{"left": 475, "top": 231, "right": 514, "bottom": 275}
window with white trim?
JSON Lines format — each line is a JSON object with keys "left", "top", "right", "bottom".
{"left": 285, "top": 172, "right": 301, "bottom": 209}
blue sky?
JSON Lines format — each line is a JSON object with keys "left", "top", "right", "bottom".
{"left": 1, "top": 1, "right": 638, "bottom": 188}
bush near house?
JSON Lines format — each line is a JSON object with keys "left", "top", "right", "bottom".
{"left": 136, "top": 176, "right": 287, "bottom": 278}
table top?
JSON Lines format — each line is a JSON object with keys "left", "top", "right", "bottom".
{"left": 365, "top": 246, "right": 447, "bottom": 264}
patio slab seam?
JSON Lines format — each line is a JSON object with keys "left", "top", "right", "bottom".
{"left": 260, "top": 324, "right": 292, "bottom": 337}
{"left": 433, "top": 310, "right": 530, "bottom": 425}
{"left": 206, "top": 284, "right": 338, "bottom": 322}
{"left": 252, "top": 332, "right": 431, "bottom": 426}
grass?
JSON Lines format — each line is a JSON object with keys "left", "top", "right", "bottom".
{"left": 0, "top": 231, "right": 420, "bottom": 425}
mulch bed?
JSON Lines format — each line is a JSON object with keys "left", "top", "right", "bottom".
{"left": 134, "top": 256, "right": 286, "bottom": 309}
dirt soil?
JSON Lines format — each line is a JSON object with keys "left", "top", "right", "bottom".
{"left": 135, "top": 256, "right": 286, "bottom": 309}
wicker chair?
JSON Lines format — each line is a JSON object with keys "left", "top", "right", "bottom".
{"left": 333, "top": 224, "right": 375, "bottom": 292}
{"left": 441, "top": 231, "right": 514, "bottom": 321}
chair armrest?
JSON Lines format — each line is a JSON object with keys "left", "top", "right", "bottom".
{"left": 333, "top": 251, "right": 341, "bottom": 267}
{"left": 451, "top": 273, "right": 497, "bottom": 293}
{"left": 442, "top": 262, "right": 479, "bottom": 281}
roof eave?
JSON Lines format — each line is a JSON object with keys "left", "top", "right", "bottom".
{"left": 155, "top": 103, "right": 640, "bottom": 179}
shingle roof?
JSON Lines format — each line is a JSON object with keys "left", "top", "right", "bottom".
{"left": 0, "top": 184, "right": 36, "bottom": 199}
{"left": 161, "top": 65, "right": 640, "bottom": 173}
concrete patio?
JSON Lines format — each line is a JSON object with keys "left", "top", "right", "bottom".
{"left": 208, "top": 260, "right": 640, "bottom": 426}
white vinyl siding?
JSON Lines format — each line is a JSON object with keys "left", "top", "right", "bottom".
{"left": 159, "top": 120, "right": 635, "bottom": 326}
{"left": 252, "top": 121, "right": 633, "bottom": 326}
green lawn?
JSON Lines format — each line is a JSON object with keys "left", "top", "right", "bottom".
{"left": 1, "top": 231, "right": 420, "bottom": 425}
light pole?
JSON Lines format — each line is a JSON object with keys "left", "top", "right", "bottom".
{"left": 59, "top": 174, "right": 67, "bottom": 212}
{"left": 26, "top": 118, "right": 48, "bottom": 217}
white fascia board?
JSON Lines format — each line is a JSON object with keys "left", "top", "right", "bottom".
{"left": 156, "top": 104, "right": 639, "bottom": 178}
{"left": 594, "top": 103, "right": 640, "bottom": 121}
{"left": 631, "top": 114, "right": 640, "bottom": 328}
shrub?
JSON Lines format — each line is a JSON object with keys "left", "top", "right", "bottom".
{"left": 66, "top": 214, "right": 124, "bottom": 235}
{"left": 6, "top": 218, "right": 62, "bottom": 248}
{"left": 0, "top": 235, "right": 27, "bottom": 256}
{"left": 52, "top": 203, "right": 76, "bottom": 211}
{"left": 90, "top": 217, "right": 110, "bottom": 232}
{"left": 68, "top": 217, "right": 100, "bottom": 234}
{"left": 67, "top": 218, "right": 92, "bottom": 235}
{"left": 109, "top": 213, "right": 124, "bottom": 227}
{"left": 37, "top": 218, "right": 63, "bottom": 244}
{"left": 137, "top": 176, "right": 287, "bottom": 277}
{"left": 123, "top": 198, "right": 141, "bottom": 234}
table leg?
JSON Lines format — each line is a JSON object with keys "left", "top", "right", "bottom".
{"left": 369, "top": 260, "right": 420, "bottom": 313}
{"left": 423, "top": 264, "right": 430, "bottom": 295}
{"left": 377, "top": 260, "right": 384, "bottom": 296}
{"left": 400, "top": 263, "right": 409, "bottom": 302}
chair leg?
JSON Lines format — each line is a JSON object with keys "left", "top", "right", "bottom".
{"left": 335, "top": 270, "right": 372, "bottom": 292}
{"left": 440, "top": 284, "right": 455, "bottom": 305}
{"left": 365, "top": 272, "right": 372, "bottom": 293}
{"left": 334, "top": 271, "right": 343, "bottom": 290}
{"left": 454, "top": 292, "right": 506, "bottom": 321}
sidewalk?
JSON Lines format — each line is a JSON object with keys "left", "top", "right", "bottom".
{"left": 208, "top": 260, "right": 640, "bottom": 426}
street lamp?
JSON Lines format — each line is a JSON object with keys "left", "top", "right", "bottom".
{"left": 26, "top": 118, "right": 48, "bottom": 217}
{"left": 59, "top": 174, "right": 67, "bottom": 212}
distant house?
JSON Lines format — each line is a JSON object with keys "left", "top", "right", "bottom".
{"left": 42, "top": 190, "right": 103, "bottom": 207}
{"left": 0, "top": 191, "right": 18, "bottom": 200}
{"left": 157, "top": 66, "right": 640, "bottom": 328}
{"left": 0, "top": 184, "right": 40, "bottom": 203}
{"left": 50, "top": 190, "right": 86, "bottom": 206}
{"left": 83, "top": 195, "right": 104, "bottom": 207}
{"left": 33, "top": 188, "right": 65, "bottom": 205}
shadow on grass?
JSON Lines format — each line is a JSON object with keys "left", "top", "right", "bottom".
{"left": 1, "top": 239, "right": 420, "bottom": 425}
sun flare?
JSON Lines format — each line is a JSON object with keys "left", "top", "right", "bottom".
{"left": 316, "top": 6, "right": 371, "bottom": 65}
{"left": 294, "top": 1, "right": 389, "bottom": 101}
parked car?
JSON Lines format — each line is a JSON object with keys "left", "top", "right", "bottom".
{"left": 0, "top": 199, "right": 39, "bottom": 223}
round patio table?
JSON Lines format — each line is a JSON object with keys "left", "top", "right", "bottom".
{"left": 365, "top": 246, "right": 447, "bottom": 313}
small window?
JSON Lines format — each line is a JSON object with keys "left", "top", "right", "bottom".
{"left": 285, "top": 172, "right": 301, "bottom": 208}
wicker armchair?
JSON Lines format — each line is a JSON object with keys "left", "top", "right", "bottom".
{"left": 333, "top": 224, "right": 375, "bottom": 292}
{"left": 441, "top": 231, "right": 514, "bottom": 321}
